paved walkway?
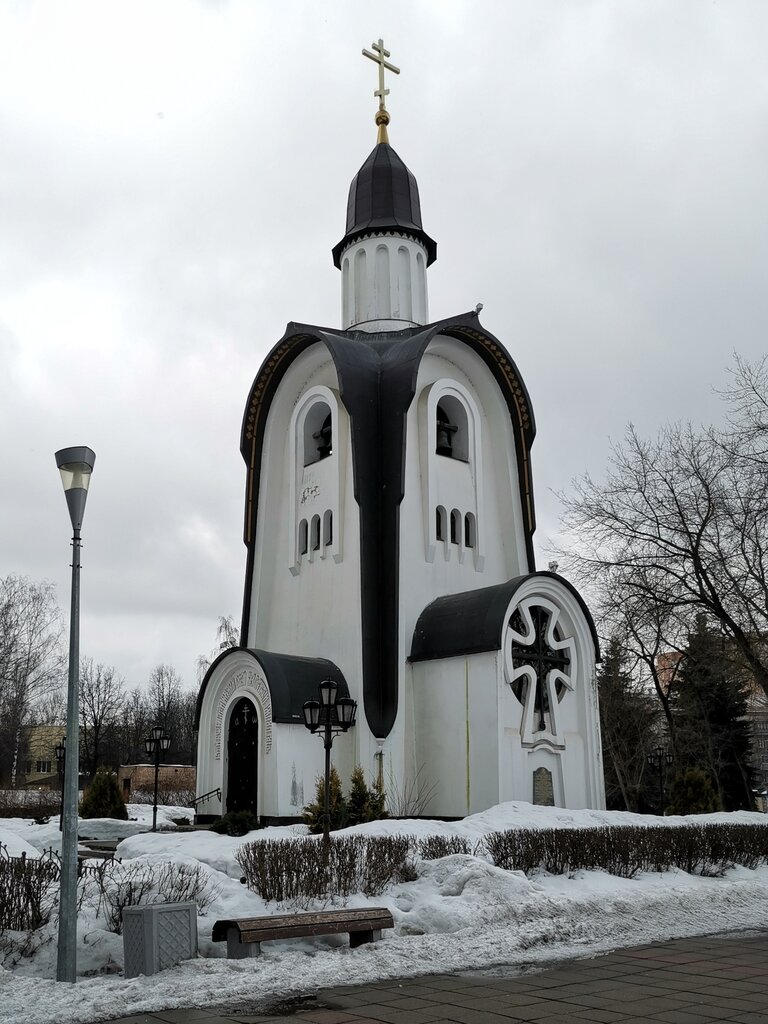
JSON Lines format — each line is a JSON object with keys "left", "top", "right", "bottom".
{"left": 106, "top": 930, "right": 768, "bottom": 1024}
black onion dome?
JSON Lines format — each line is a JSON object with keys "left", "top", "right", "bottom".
{"left": 332, "top": 143, "right": 437, "bottom": 268}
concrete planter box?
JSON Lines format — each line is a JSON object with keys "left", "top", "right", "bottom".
{"left": 122, "top": 901, "right": 198, "bottom": 978}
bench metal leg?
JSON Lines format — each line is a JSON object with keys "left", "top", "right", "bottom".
{"left": 349, "top": 929, "right": 381, "bottom": 948}
{"left": 226, "top": 928, "right": 261, "bottom": 959}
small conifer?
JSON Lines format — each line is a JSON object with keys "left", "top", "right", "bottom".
{"left": 80, "top": 767, "right": 129, "bottom": 820}
{"left": 303, "top": 765, "right": 348, "bottom": 834}
{"left": 666, "top": 767, "right": 721, "bottom": 815}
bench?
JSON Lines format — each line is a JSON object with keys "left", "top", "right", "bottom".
{"left": 212, "top": 907, "right": 394, "bottom": 958}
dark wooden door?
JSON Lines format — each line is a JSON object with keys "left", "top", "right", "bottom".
{"left": 226, "top": 698, "right": 258, "bottom": 815}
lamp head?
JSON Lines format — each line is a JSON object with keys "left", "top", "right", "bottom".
{"left": 55, "top": 446, "right": 96, "bottom": 531}
{"left": 303, "top": 699, "right": 321, "bottom": 731}
{"left": 336, "top": 696, "right": 357, "bottom": 729}
{"left": 319, "top": 678, "right": 338, "bottom": 707}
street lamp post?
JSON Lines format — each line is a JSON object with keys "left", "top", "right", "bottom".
{"left": 54, "top": 445, "right": 96, "bottom": 984}
{"left": 647, "top": 745, "right": 674, "bottom": 814}
{"left": 144, "top": 725, "right": 171, "bottom": 832}
{"left": 54, "top": 736, "right": 66, "bottom": 831}
{"left": 302, "top": 679, "right": 357, "bottom": 847}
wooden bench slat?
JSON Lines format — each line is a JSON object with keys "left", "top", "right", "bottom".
{"left": 239, "top": 916, "right": 393, "bottom": 943}
{"left": 212, "top": 907, "right": 394, "bottom": 944}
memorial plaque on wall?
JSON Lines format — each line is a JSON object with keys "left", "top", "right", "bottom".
{"left": 533, "top": 767, "right": 555, "bottom": 806}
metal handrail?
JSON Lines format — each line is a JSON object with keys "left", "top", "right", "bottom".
{"left": 192, "top": 787, "right": 221, "bottom": 808}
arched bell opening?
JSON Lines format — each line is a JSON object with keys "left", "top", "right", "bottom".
{"left": 435, "top": 397, "right": 469, "bottom": 461}
{"left": 225, "top": 696, "right": 259, "bottom": 816}
{"left": 303, "top": 403, "right": 333, "bottom": 465}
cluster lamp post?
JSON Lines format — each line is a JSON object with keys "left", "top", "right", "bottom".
{"left": 647, "top": 745, "right": 674, "bottom": 814}
{"left": 302, "top": 679, "right": 357, "bottom": 847}
{"left": 54, "top": 445, "right": 96, "bottom": 984}
{"left": 54, "top": 736, "right": 66, "bottom": 831}
{"left": 145, "top": 725, "right": 171, "bottom": 832}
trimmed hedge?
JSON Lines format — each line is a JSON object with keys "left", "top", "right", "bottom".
{"left": 236, "top": 834, "right": 413, "bottom": 903}
{"left": 484, "top": 823, "right": 768, "bottom": 877}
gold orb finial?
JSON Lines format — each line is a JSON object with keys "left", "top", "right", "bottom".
{"left": 375, "top": 108, "right": 390, "bottom": 144}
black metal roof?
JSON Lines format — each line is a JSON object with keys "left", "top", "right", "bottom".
{"left": 194, "top": 648, "right": 349, "bottom": 729}
{"left": 332, "top": 142, "right": 437, "bottom": 268}
{"left": 409, "top": 573, "right": 600, "bottom": 664}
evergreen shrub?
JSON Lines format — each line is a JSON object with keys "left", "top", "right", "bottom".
{"left": 210, "top": 810, "right": 259, "bottom": 836}
{"left": 347, "top": 765, "right": 387, "bottom": 827}
{"left": 303, "top": 765, "right": 348, "bottom": 834}
{"left": 80, "top": 768, "right": 128, "bottom": 820}
{"left": 667, "top": 768, "right": 721, "bottom": 815}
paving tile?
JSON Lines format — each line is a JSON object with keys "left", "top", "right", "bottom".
{"left": 428, "top": 1006, "right": 546, "bottom": 1023}
{"left": 375, "top": 998, "right": 442, "bottom": 1011}
{"left": 650, "top": 1013, "right": 734, "bottom": 1024}
{"left": 292, "top": 1012, "right": 366, "bottom": 1023}
{"left": 104, "top": 1018, "right": 169, "bottom": 1024}
{"left": 156, "top": 1013, "right": 233, "bottom": 1023}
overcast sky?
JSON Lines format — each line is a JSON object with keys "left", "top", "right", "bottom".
{"left": 2, "top": 0, "right": 767, "bottom": 693}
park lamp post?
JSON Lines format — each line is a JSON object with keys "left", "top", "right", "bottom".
{"left": 144, "top": 725, "right": 171, "bottom": 832}
{"left": 54, "top": 736, "right": 66, "bottom": 831}
{"left": 302, "top": 679, "right": 357, "bottom": 847}
{"left": 647, "top": 745, "right": 674, "bottom": 815}
{"left": 54, "top": 445, "right": 96, "bottom": 984}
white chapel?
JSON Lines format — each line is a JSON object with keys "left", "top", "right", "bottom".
{"left": 194, "top": 41, "right": 605, "bottom": 822}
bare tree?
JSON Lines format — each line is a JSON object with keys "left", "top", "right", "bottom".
{"left": 196, "top": 615, "right": 240, "bottom": 685}
{"left": 0, "top": 576, "right": 63, "bottom": 786}
{"left": 118, "top": 687, "right": 151, "bottom": 764}
{"left": 559, "top": 359, "right": 768, "bottom": 700}
{"left": 79, "top": 658, "right": 125, "bottom": 777}
{"left": 146, "top": 664, "right": 196, "bottom": 762}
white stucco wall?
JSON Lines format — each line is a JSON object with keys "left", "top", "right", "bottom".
{"left": 391, "top": 335, "right": 532, "bottom": 807}
{"left": 340, "top": 233, "right": 428, "bottom": 330}
{"left": 246, "top": 344, "right": 365, "bottom": 735}
{"left": 409, "top": 575, "right": 605, "bottom": 817}
{"left": 409, "top": 651, "right": 501, "bottom": 818}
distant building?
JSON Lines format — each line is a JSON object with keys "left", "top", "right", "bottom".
{"left": 118, "top": 763, "right": 196, "bottom": 802}
{"left": 21, "top": 724, "right": 65, "bottom": 789}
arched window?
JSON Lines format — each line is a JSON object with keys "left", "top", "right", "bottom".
{"left": 465, "top": 512, "right": 476, "bottom": 549}
{"left": 323, "top": 509, "right": 333, "bottom": 548}
{"left": 435, "top": 396, "right": 469, "bottom": 461}
{"left": 450, "top": 509, "right": 461, "bottom": 545}
{"left": 436, "top": 505, "right": 447, "bottom": 542}
{"left": 303, "top": 403, "right": 332, "bottom": 466}
{"left": 298, "top": 519, "right": 308, "bottom": 556}
{"left": 310, "top": 515, "right": 321, "bottom": 551}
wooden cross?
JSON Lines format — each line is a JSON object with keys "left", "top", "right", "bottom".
{"left": 362, "top": 38, "right": 400, "bottom": 111}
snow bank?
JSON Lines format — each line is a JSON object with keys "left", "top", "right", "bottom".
{"left": 0, "top": 802, "right": 767, "bottom": 1024}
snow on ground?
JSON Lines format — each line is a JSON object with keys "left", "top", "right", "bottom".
{"left": 1, "top": 802, "right": 768, "bottom": 1024}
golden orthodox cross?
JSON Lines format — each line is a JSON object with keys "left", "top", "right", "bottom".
{"left": 362, "top": 38, "right": 400, "bottom": 112}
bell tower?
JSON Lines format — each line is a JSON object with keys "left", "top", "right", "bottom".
{"left": 332, "top": 39, "right": 437, "bottom": 333}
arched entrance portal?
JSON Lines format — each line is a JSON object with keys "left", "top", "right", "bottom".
{"left": 226, "top": 697, "right": 258, "bottom": 815}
